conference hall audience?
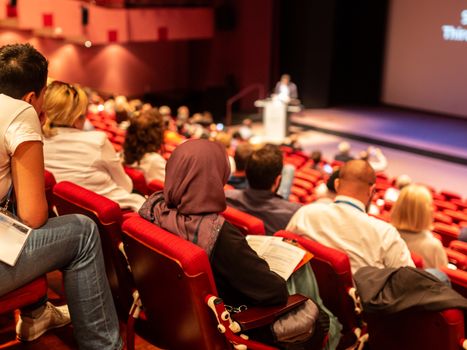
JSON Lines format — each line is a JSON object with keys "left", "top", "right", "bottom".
{"left": 42, "top": 80, "right": 145, "bottom": 211}
{"left": 286, "top": 160, "right": 414, "bottom": 274}
{"left": 391, "top": 184, "right": 448, "bottom": 269}
{"left": 138, "top": 139, "right": 340, "bottom": 349}
{"left": 226, "top": 144, "right": 301, "bottom": 235}
{"left": 227, "top": 142, "right": 253, "bottom": 189}
{"left": 123, "top": 108, "right": 166, "bottom": 183}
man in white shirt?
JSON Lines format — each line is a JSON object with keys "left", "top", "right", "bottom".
{"left": 286, "top": 160, "right": 414, "bottom": 274}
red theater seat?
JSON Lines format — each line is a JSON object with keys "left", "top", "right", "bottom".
{"left": 147, "top": 179, "right": 164, "bottom": 193}
{"left": 53, "top": 181, "right": 134, "bottom": 315}
{"left": 364, "top": 308, "right": 465, "bottom": 350}
{"left": 274, "top": 231, "right": 364, "bottom": 348}
{"left": 440, "top": 190, "right": 462, "bottom": 201}
{"left": 292, "top": 178, "right": 314, "bottom": 193}
{"left": 123, "top": 166, "right": 149, "bottom": 196}
{"left": 445, "top": 248, "right": 467, "bottom": 271}
{"left": 444, "top": 210, "right": 467, "bottom": 224}
{"left": 122, "top": 216, "right": 288, "bottom": 350}
{"left": 410, "top": 251, "right": 425, "bottom": 268}
{"left": 442, "top": 267, "right": 467, "bottom": 299}
{"left": 0, "top": 276, "right": 48, "bottom": 345}
{"left": 434, "top": 200, "right": 458, "bottom": 212}
{"left": 434, "top": 211, "right": 454, "bottom": 225}
{"left": 449, "top": 240, "right": 467, "bottom": 256}
{"left": 433, "top": 223, "right": 460, "bottom": 247}
{"left": 44, "top": 169, "right": 57, "bottom": 217}
{"left": 221, "top": 206, "right": 266, "bottom": 235}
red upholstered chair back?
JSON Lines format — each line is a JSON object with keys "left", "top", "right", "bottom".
{"left": 449, "top": 240, "right": 467, "bottom": 256}
{"left": 274, "top": 231, "right": 358, "bottom": 334}
{"left": 121, "top": 216, "right": 227, "bottom": 350}
{"left": 365, "top": 308, "right": 465, "bottom": 350}
{"left": 410, "top": 251, "right": 425, "bottom": 268}
{"left": 44, "top": 170, "right": 57, "bottom": 217}
{"left": 147, "top": 179, "right": 165, "bottom": 193}
{"left": 221, "top": 206, "right": 266, "bottom": 235}
{"left": 52, "top": 181, "right": 133, "bottom": 314}
{"left": 123, "top": 166, "right": 149, "bottom": 196}
{"left": 442, "top": 267, "right": 467, "bottom": 298}
{"left": 0, "top": 276, "right": 48, "bottom": 344}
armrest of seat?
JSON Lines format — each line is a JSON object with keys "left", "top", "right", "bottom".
{"left": 232, "top": 294, "right": 308, "bottom": 331}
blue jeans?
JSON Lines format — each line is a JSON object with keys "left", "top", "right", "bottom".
{"left": 277, "top": 164, "right": 295, "bottom": 200}
{"left": 0, "top": 214, "right": 121, "bottom": 350}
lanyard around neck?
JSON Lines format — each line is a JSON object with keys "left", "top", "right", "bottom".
{"left": 334, "top": 200, "right": 365, "bottom": 213}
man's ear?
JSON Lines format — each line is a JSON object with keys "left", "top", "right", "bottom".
{"left": 22, "top": 91, "right": 36, "bottom": 104}
{"left": 272, "top": 174, "right": 282, "bottom": 192}
{"left": 334, "top": 178, "right": 340, "bottom": 192}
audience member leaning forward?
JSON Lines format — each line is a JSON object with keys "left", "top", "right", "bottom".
{"left": 286, "top": 159, "right": 414, "bottom": 274}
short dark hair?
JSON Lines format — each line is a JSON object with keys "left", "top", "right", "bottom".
{"left": 246, "top": 144, "right": 283, "bottom": 190}
{"left": 234, "top": 142, "right": 253, "bottom": 172}
{"left": 0, "top": 43, "right": 48, "bottom": 99}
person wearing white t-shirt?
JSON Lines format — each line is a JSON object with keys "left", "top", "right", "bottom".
{"left": 42, "top": 81, "right": 145, "bottom": 211}
{"left": 0, "top": 43, "right": 121, "bottom": 348}
{"left": 286, "top": 159, "right": 414, "bottom": 274}
{"left": 123, "top": 108, "right": 166, "bottom": 183}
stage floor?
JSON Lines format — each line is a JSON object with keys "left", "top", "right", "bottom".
{"left": 291, "top": 106, "right": 467, "bottom": 165}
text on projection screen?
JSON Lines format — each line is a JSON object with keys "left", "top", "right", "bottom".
{"left": 442, "top": 10, "right": 467, "bottom": 41}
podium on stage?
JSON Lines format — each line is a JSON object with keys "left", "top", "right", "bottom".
{"left": 254, "top": 98, "right": 301, "bottom": 143}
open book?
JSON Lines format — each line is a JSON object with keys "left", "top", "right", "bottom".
{"left": 246, "top": 235, "right": 312, "bottom": 280}
{"left": 0, "top": 211, "right": 32, "bottom": 266}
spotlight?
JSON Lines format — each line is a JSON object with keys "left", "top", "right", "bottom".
{"left": 84, "top": 40, "right": 92, "bottom": 48}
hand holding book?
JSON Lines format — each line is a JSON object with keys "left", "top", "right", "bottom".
{"left": 246, "top": 235, "right": 313, "bottom": 280}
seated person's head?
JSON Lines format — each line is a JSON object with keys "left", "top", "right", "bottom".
{"left": 395, "top": 174, "right": 412, "bottom": 190}
{"left": 310, "top": 150, "right": 322, "bottom": 166}
{"left": 335, "top": 160, "right": 376, "bottom": 209}
{"left": 139, "top": 139, "right": 230, "bottom": 254}
{"left": 0, "top": 43, "right": 48, "bottom": 116}
{"left": 123, "top": 108, "right": 164, "bottom": 165}
{"left": 246, "top": 144, "right": 283, "bottom": 192}
{"left": 177, "top": 105, "right": 190, "bottom": 121}
{"left": 159, "top": 105, "right": 171, "bottom": 117}
{"left": 234, "top": 142, "right": 253, "bottom": 174}
{"left": 280, "top": 74, "right": 291, "bottom": 85}
{"left": 215, "top": 132, "right": 232, "bottom": 149}
{"left": 42, "top": 81, "right": 88, "bottom": 137}
{"left": 338, "top": 141, "right": 351, "bottom": 155}
{"left": 390, "top": 184, "right": 433, "bottom": 233}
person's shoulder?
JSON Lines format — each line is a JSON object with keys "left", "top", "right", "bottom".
{"left": 225, "top": 188, "right": 244, "bottom": 199}
{"left": 218, "top": 220, "right": 245, "bottom": 243}
{"left": 366, "top": 214, "right": 394, "bottom": 229}
{"left": 280, "top": 197, "right": 302, "bottom": 210}
{"left": 293, "top": 201, "right": 326, "bottom": 216}
{"left": 78, "top": 130, "right": 109, "bottom": 146}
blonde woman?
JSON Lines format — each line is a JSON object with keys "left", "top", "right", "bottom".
{"left": 42, "top": 81, "right": 145, "bottom": 211}
{"left": 391, "top": 184, "right": 448, "bottom": 269}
